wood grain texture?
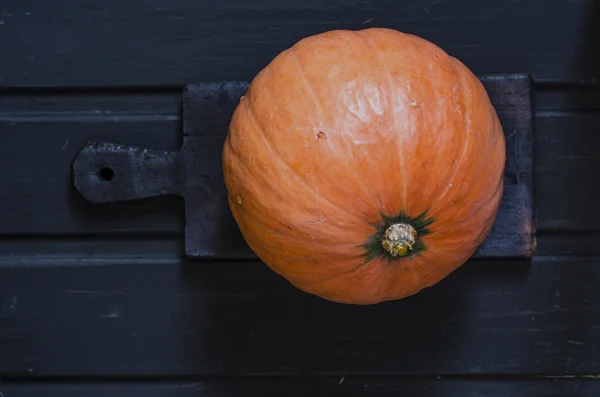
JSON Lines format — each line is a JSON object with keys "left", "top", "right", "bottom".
{"left": 2, "top": 379, "right": 600, "bottom": 397}
{"left": 1, "top": 255, "right": 600, "bottom": 377}
{"left": 0, "top": 231, "right": 590, "bottom": 268}
{"left": 0, "top": 85, "right": 597, "bottom": 235}
{"left": 0, "top": 0, "right": 598, "bottom": 87}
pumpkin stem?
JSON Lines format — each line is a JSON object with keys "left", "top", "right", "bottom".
{"left": 381, "top": 223, "right": 417, "bottom": 258}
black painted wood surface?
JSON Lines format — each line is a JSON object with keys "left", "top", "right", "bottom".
{"left": 0, "top": 86, "right": 597, "bottom": 235}
{"left": 1, "top": 0, "right": 599, "bottom": 87}
{"left": 71, "top": 75, "right": 535, "bottom": 259}
{"left": 2, "top": 0, "right": 600, "bottom": 395}
{"left": 2, "top": 379, "right": 599, "bottom": 397}
{"left": 1, "top": 254, "right": 600, "bottom": 377}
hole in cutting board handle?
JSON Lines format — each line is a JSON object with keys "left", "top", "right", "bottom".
{"left": 98, "top": 167, "right": 115, "bottom": 181}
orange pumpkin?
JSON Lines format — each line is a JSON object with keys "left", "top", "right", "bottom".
{"left": 222, "top": 28, "right": 505, "bottom": 304}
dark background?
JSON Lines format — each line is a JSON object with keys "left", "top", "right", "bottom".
{"left": 1, "top": 0, "right": 600, "bottom": 395}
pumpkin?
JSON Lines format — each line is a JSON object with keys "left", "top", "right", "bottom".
{"left": 222, "top": 28, "right": 505, "bottom": 304}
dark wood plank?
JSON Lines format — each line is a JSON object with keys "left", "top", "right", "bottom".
{"left": 0, "top": 92, "right": 183, "bottom": 235}
{"left": 0, "top": 231, "right": 591, "bottom": 267}
{"left": 0, "top": 87, "right": 597, "bottom": 235}
{"left": 0, "top": 238, "right": 182, "bottom": 267}
{"left": 536, "top": 232, "right": 600, "bottom": 256}
{"left": 0, "top": 90, "right": 180, "bottom": 115}
{"left": 472, "top": 76, "right": 534, "bottom": 257}
{"left": 2, "top": 379, "right": 599, "bottom": 397}
{"left": 72, "top": 76, "right": 535, "bottom": 259}
{"left": 536, "top": 111, "right": 600, "bottom": 231}
{"left": 2, "top": 255, "right": 600, "bottom": 377}
{"left": 0, "top": 0, "right": 597, "bottom": 87}
{"left": 536, "top": 85, "right": 600, "bottom": 111}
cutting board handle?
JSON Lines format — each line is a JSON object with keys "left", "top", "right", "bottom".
{"left": 72, "top": 141, "right": 183, "bottom": 204}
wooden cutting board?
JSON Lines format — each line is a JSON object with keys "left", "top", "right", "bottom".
{"left": 72, "top": 74, "right": 535, "bottom": 260}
